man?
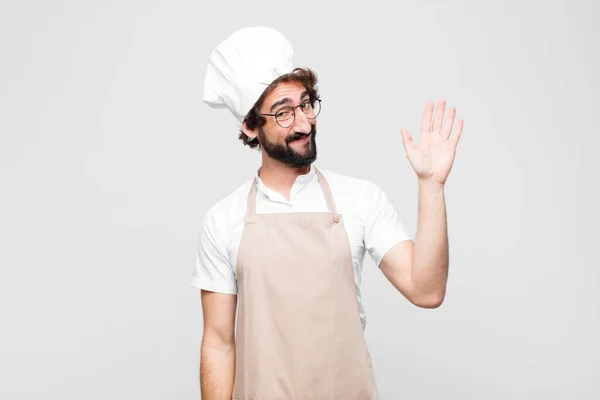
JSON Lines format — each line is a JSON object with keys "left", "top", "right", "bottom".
{"left": 191, "top": 26, "right": 463, "bottom": 400}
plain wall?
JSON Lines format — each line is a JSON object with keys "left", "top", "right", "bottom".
{"left": 1, "top": 0, "right": 598, "bottom": 398}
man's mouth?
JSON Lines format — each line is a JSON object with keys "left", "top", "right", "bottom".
{"left": 291, "top": 133, "right": 311, "bottom": 143}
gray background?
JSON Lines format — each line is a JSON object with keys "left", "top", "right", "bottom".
{"left": 1, "top": 0, "right": 598, "bottom": 399}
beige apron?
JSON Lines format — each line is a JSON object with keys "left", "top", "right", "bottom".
{"left": 233, "top": 168, "right": 378, "bottom": 400}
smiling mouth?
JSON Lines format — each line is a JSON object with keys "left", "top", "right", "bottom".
{"left": 291, "top": 133, "right": 311, "bottom": 143}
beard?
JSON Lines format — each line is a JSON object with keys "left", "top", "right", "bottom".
{"left": 257, "top": 124, "right": 318, "bottom": 168}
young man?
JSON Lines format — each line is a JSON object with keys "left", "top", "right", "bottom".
{"left": 191, "top": 27, "right": 463, "bottom": 400}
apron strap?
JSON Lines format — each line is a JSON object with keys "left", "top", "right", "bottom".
{"left": 246, "top": 167, "right": 338, "bottom": 215}
{"left": 247, "top": 175, "right": 258, "bottom": 214}
{"left": 314, "top": 168, "right": 338, "bottom": 215}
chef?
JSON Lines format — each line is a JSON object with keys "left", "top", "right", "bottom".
{"left": 190, "top": 26, "right": 464, "bottom": 400}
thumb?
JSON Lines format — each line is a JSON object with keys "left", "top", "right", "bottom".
{"left": 401, "top": 128, "right": 415, "bottom": 152}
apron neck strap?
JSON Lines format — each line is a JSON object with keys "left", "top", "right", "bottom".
{"left": 315, "top": 168, "right": 338, "bottom": 215}
{"left": 246, "top": 167, "right": 338, "bottom": 215}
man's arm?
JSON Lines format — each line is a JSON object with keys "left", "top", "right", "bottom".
{"left": 200, "top": 289, "right": 237, "bottom": 399}
{"left": 380, "top": 180, "right": 448, "bottom": 308}
{"left": 380, "top": 99, "right": 462, "bottom": 308}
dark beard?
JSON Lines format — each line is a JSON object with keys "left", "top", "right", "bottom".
{"left": 258, "top": 125, "right": 318, "bottom": 168}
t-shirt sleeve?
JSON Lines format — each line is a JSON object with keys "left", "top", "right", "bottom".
{"left": 189, "top": 209, "right": 238, "bottom": 294}
{"left": 363, "top": 181, "right": 413, "bottom": 267}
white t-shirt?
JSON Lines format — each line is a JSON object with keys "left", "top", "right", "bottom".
{"left": 190, "top": 165, "right": 412, "bottom": 329}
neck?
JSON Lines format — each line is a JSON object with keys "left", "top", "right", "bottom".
{"left": 258, "top": 155, "right": 311, "bottom": 200}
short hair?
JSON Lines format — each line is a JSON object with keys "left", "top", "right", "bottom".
{"left": 239, "top": 68, "right": 320, "bottom": 149}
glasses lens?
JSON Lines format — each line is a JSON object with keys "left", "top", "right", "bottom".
{"left": 276, "top": 107, "right": 294, "bottom": 128}
{"left": 308, "top": 100, "right": 321, "bottom": 119}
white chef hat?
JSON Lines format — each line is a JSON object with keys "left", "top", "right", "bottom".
{"left": 203, "top": 26, "right": 294, "bottom": 124}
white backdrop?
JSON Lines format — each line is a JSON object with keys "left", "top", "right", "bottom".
{"left": 1, "top": 0, "right": 598, "bottom": 399}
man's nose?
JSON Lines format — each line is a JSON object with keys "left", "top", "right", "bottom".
{"left": 292, "top": 108, "right": 311, "bottom": 133}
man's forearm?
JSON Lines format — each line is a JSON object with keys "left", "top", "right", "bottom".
{"left": 412, "top": 179, "right": 449, "bottom": 304}
{"left": 200, "top": 339, "right": 235, "bottom": 399}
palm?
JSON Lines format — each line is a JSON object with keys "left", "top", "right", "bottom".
{"left": 401, "top": 100, "right": 464, "bottom": 184}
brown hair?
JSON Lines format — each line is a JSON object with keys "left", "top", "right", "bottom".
{"left": 239, "top": 68, "right": 320, "bottom": 149}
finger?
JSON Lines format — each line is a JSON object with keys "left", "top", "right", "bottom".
{"left": 442, "top": 107, "right": 456, "bottom": 140}
{"left": 451, "top": 119, "right": 464, "bottom": 149}
{"left": 432, "top": 99, "right": 446, "bottom": 134}
{"left": 420, "top": 101, "right": 434, "bottom": 134}
{"left": 401, "top": 128, "right": 415, "bottom": 152}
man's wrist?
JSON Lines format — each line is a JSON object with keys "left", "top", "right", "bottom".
{"left": 418, "top": 178, "right": 445, "bottom": 191}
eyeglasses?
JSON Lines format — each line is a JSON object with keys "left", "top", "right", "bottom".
{"left": 259, "top": 98, "right": 322, "bottom": 128}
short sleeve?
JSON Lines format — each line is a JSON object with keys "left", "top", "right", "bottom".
{"left": 363, "top": 181, "right": 412, "bottom": 267}
{"left": 189, "top": 209, "right": 238, "bottom": 294}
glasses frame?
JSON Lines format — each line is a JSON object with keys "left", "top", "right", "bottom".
{"left": 259, "top": 98, "right": 322, "bottom": 128}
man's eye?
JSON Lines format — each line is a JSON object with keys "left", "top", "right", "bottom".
{"left": 276, "top": 111, "right": 291, "bottom": 119}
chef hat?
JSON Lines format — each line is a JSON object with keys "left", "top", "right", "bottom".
{"left": 203, "top": 26, "right": 294, "bottom": 124}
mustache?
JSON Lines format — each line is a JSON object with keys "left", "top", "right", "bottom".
{"left": 286, "top": 125, "right": 317, "bottom": 144}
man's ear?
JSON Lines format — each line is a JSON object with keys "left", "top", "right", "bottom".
{"left": 241, "top": 121, "right": 258, "bottom": 141}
